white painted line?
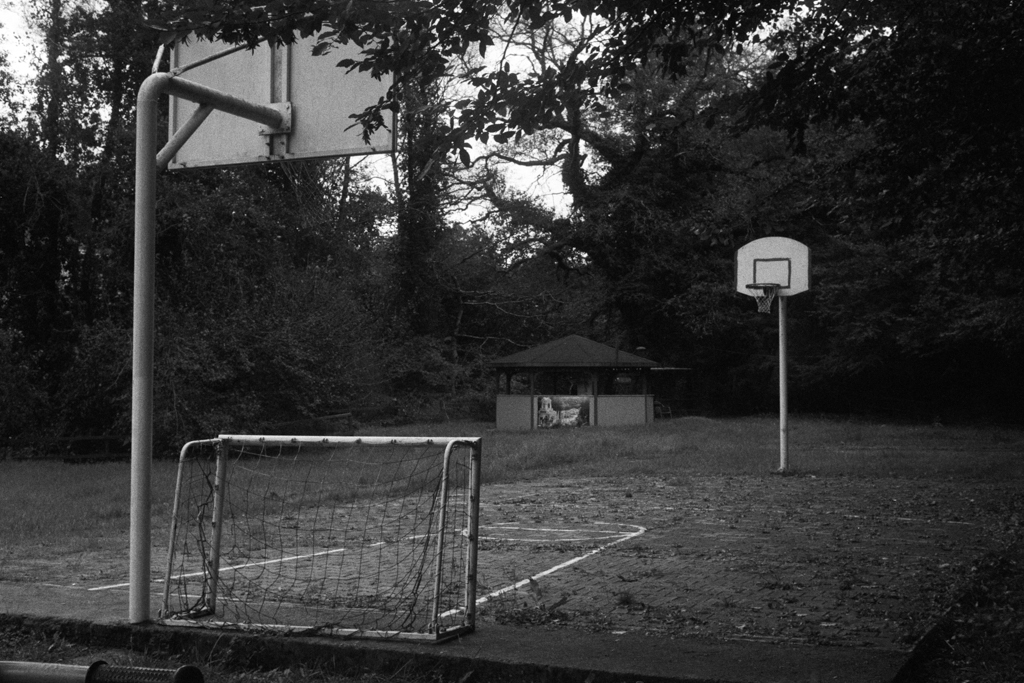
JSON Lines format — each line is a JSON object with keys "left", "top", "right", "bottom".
{"left": 485, "top": 537, "right": 626, "bottom": 543}
{"left": 92, "top": 536, "right": 403, "bottom": 591}
{"left": 93, "top": 522, "right": 643, "bottom": 601}
{"left": 482, "top": 534, "right": 630, "bottom": 542}
{"left": 440, "top": 522, "right": 646, "bottom": 619}
{"left": 478, "top": 523, "right": 639, "bottom": 543}
{"left": 89, "top": 545, "right": 353, "bottom": 591}
{"left": 479, "top": 528, "right": 622, "bottom": 536}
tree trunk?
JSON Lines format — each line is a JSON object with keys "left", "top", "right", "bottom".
{"left": 394, "top": 83, "right": 448, "bottom": 336}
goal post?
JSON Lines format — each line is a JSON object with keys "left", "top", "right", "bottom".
{"left": 160, "top": 435, "right": 481, "bottom": 641}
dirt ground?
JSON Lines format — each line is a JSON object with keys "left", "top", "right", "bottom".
{"left": 2, "top": 471, "right": 1021, "bottom": 654}
{"left": 471, "top": 473, "right": 1021, "bottom": 650}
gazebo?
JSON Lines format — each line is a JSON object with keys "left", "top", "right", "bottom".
{"left": 490, "top": 335, "right": 659, "bottom": 430}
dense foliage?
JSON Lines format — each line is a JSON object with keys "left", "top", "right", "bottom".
{"left": 1, "top": 0, "right": 1021, "bottom": 455}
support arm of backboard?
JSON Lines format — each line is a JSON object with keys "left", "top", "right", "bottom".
{"left": 130, "top": 71, "right": 291, "bottom": 624}
{"left": 157, "top": 103, "right": 214, "bottom": 171}
{"left": 157, "top": 73, "right": 293, "bottom": 167}
{"left": 162, "top": 73, "right": 286, "bottom": 129}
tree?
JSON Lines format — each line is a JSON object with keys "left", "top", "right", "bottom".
{"left": 151, "top": 0, "right": 798, "bottom": 159}
{"left": 447, "top": 17, "right": 797, "bottom": 358}
{"left": 0, "top": 123, "right": 82, "bottom": 384}
{"left": 391, "top": 74, "right": 452, "bottom": 336}
{"left": 0, "top": 41, "right": 22, "bottom": 123}
{"left": 6, "top": 0, "right": 1021, "bottom": 435}
{"left": 746, "top": 0, "right": 1024, "bottom": 419}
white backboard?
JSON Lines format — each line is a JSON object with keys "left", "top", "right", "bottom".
{"left": 169, "top": 37, "right": 394, "bottom": 169}
{"left": 735, "top": 236, "right": 811, "bottom": 296}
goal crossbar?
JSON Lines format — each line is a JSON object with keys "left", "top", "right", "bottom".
{"left": 160, "top": 434, "right": 481, "bottom": 642}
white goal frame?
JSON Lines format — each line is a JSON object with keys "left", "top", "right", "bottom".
{"left": 160, "top": 435, "right": 481, "bottom": 642}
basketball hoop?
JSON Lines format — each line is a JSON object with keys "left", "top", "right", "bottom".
{"left": 746, "top": 283, "right": 780, "bottom": 314}
{"left": 735, "top": 237, "right": 811, "bottom": 474}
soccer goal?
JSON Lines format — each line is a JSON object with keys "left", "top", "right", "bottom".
{"left": 160, "top": 435, "right": 481, "bottom": 641}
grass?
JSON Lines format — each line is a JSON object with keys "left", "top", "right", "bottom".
{"left": 0, "top": 460, "right": 180, "bottom": 553}
{"left": 6, "top": 415, "right": 1019, "bottom": 562}
{"left": 367, "top": 415, "right": 1024, "bottom": 482}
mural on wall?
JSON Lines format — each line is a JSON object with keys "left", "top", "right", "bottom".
{"left": 537, "top": 396, "right": 591, "bottom": 428}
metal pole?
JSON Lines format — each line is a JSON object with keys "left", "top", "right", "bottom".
{"left": 130, "top": 75, "right": 160, "bottom": 624}
{"left": 207, "top": 441, "right": 228, "bottom": 616}
{"left": 778, "top": 295, "right": 789, "bottom": 472}
{"left": 160, "top": 438, "right": 219, "bottom": 618}
{"left": 464, "top": 442, "right": 481, "bottom": 630}
{"left": 161, "top": 442, "right": 192, "bottom": 617}
{"left": 431, "top": 441, "right": 455, "bottom": 635}
{"left": 129, "top": 70, "right": 290, "bottom": 624}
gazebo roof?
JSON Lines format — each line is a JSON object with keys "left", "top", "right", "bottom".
{"left": 490, "top": 335, "right": 658, "bottom": 370}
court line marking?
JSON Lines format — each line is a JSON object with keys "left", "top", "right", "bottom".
{"left": 479, "top": 523, "right": 640, "bottom": 543}
{"left": 88, "top": 543, "right": 384, "bottom": 592}
{"left": 90, "top": 523, "right": 644, "bottom": 593}
{"left": 441, "top": 521, "right": 647, "bottom": 618}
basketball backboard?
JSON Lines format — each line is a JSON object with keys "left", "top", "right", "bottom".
{"left": 168, "top": 37, "right": 394, "bottom": 169}
{"left": 735, "top": 237, "right": 811, "bottom": 297}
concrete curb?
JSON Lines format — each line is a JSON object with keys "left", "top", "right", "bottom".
{"left": 1, "top": 605, "right": 910, "bottom": 683}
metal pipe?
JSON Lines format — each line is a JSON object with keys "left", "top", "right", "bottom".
{"left": 464, "top": 441, "right": 482, "bottom": 630}
{"left": 161, "top": 439, "right": 219, "bottom": 617}
{"left": 130, "top": 70, "right": 287, "bottom": 624}
{"left": 171, "top": 42, "right": 252, "bottom": 76}
{"left": 430, "top": 440, "right": 456, "bottom": 635}
{"left": 778, "top": 296, "right": 789, "bottom": 472}
{"left": 151, "top": 45, "right": 165, "bottom": 74}
{"left": 0, "top": 661, "right": 203, "bottom": 683}
{"left": 217, "top": 435, "right": 480, "bottom": 448}
{"left": 162, "top": 75, "right": 282, "bottom": 129}
{"left": 156, "top": 104, "right": 215, "bottom": 171}
{"left": 0, "top": 661, "right": 102, "bottom": 683}
{"left": 131, "top": 72, "right": 161, "bottom": 624}
{"left": 207, "top": 440, "right": 229, "bottom": 616}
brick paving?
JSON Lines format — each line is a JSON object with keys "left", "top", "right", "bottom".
{"left": 474, "top": 474, "right": 1021, "bottom": 650}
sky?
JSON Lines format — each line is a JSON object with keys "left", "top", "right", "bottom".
{"left": 1, "top": 3, "right": 34, "bottom": 79}
{"left": 1, "top": 1, "right": 37, "bottom": 118}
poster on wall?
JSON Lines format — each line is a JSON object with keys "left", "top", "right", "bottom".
{"left": 537, "top": 396, "right": 591, "bottom": 428}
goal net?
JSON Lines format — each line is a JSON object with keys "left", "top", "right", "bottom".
{"left": 160, "top": 435, "right": 481, "bottom": 641}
